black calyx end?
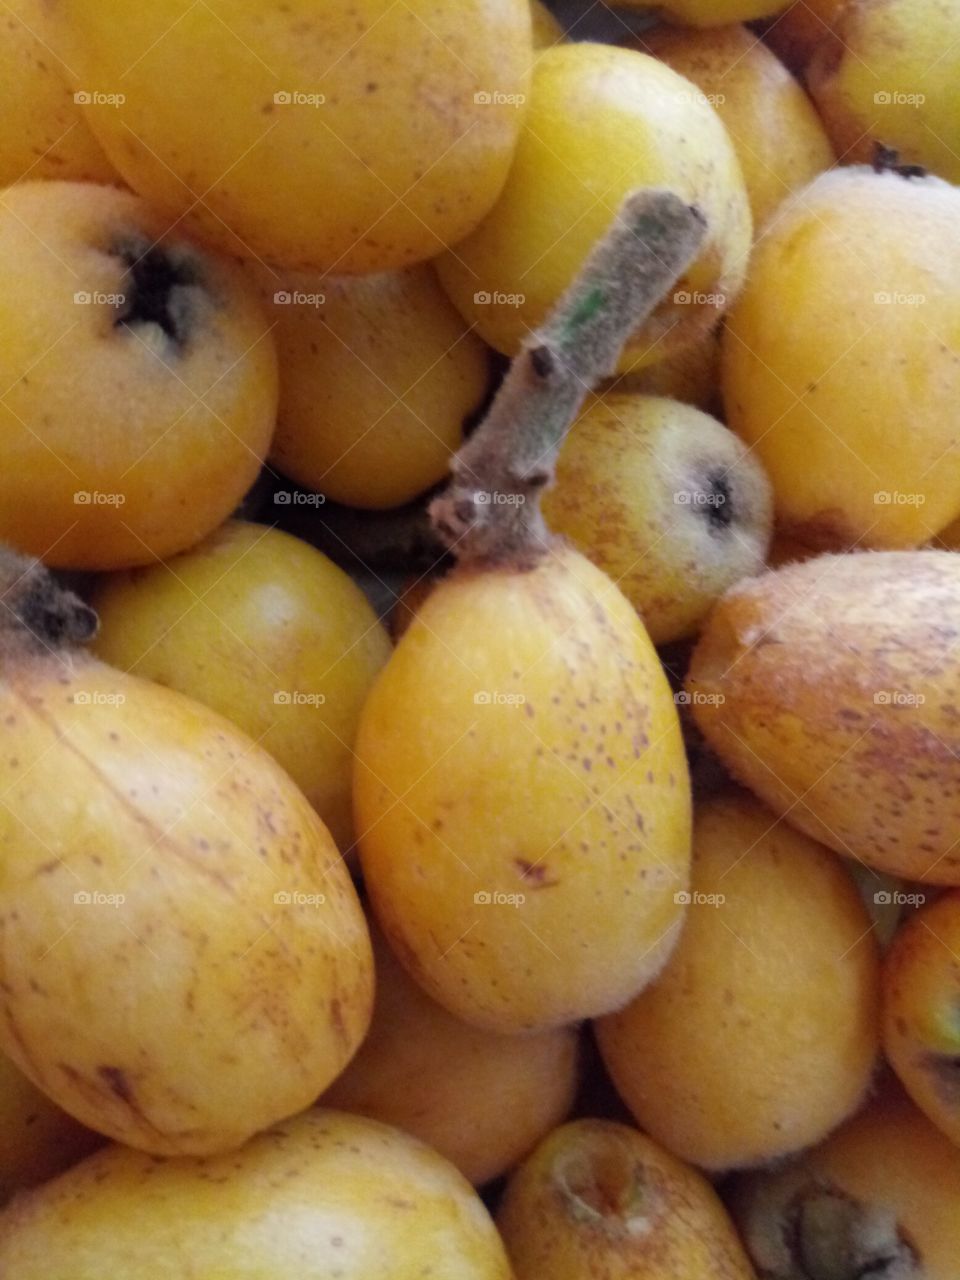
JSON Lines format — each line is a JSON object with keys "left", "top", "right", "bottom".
{"left": 872, "top": 142, "right": 927, "bottom": 180}
{"left": 703, "top": 472, "right": 733, "bottom": 532}
{"left": 112, "top": 234, "right": 200, "bottom": 349}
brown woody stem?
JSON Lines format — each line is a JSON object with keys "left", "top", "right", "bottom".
{"left": 429, "top": 188, "right": 707, "bottom": 567}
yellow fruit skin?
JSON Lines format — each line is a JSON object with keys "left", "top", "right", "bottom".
{"left": 497, "top": 1119, "right": 757, "bottom": 1278}
{"left": 530, "top": 0, "right": 564, "bottom": 46}
{"left": 0, "top": 653, "right": 372, "bottom": 1156}
{"left": 437, "top": 43, "right": 752, "bottom": 371}
{"left": 935, "top": 515, "right": 960, "bottom": 550}
{"left": 0, "top": 0, "right": 117, "bottom": 186}
{"left": 0, "top": 1051, "right": 102, "bottom": 1203}
{"left": 0, "top": 181, "right": 277, "bottom": 570}
{"left": 0, "top": 1110, "right": 513, "bottom": 1280}
{"left": 637, "top": 24, "right": 835, "bottom": 228}
{"left": 619, "top": 323, "right": 721, "bottom": 411}
{"left": 688, "top": 552, "right": 960, "bottom": 884}
{"left": 260, "top": 266, "right": 491, "bottom": 509}
{"left": 883, "top": 891, "right": 960, "bottom": 1147}
{"left": 809, "top": 0, "right": 960, "bottom": 183}
{"left": 732, "top": 1083, "right": 960, "bottom": 1280}
{"left": 91, "top": 521, "right": 390, "bottom": 852}
{"left": 722, "top": 166, "right": 960, "bottom": 550}
{"left": 541, "top": 393, "right": 773, "bottom": 645}
{"left": 48, "top": 0, "right": 533, "bottom": 273}
{"left": 355, "top": 546, "right": 692, "bottom": 1033}
{"left": 597, "top": 790, "right": 880, "bottom": 1170}
{"left": 760, "top": 0, "right": 848, "bottom": 74}
{"left": 324, "top": 922, "right": 580, "bottom": 1184}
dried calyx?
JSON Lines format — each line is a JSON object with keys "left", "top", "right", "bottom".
{"left": 742, "top": 1179, "right": 922, "bottom": 1280}
{"left": 430, "top": 188, "right": 707, "bottom": 568}
{"left": 553, "top": 1130, "right": 651, "bottom": 1239}
{"left": 111, "top": 233, "right": 202, "bottom": 349}
{"left": 0, "top": 546, "right": 98, "bottom": 654}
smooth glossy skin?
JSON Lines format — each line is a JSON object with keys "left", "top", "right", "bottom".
{"left": 48, "top": 0, "right": 533, "bottom": 272}
{"left": 0, "top": 651, "right": 372, "bottom": 1156}
{"left": 688, "top": 552, "right": 960, "bottom": 884}
{"left": 884, "top": 892, "right": 960, "bottom": 1147}
{"left": 259, "top": 265, "right": 491, "bottom": 509}
{"left": 0, "top": 1051, "right": 102, "bottom": 1203}
{"left": 355, "top": 545, "right": 693, "bottom": 1033}
{"left": 732, "top": 1083, "right": 960, "bottom": 1280}
{"left": 497, "top": 1119, "right": 757, "bottom": 1279}
{"left": 0, "top": 1110, "right": 513, "bottom": 1279}
{"left": 809, "top": 0, "right": 960, "bottom": 183}
{"left": 0, "top": 0, "right": 117, "bottom": 186}
{"left": 324, "top": 921, "right": 580, "bottom": 1184}
{"left": 722, "top": 166, "right": 960, "bottom": 550}
{"left": 596, "top": 790, "right": 881, "bottom": 1171}
{"left": 542, "top": 393, "right": 773, "bottom": 645}
{"left": 0, "top": 181, "right": 277, "bottom": 570}
{"left": 636, "top": 23, "right": 835, "bottom": 228}
{"left": 437, "top": 43, "right": 752, "bottom": 371}
{"left": 91, "top": 521, "right": 391, "bottom": 852}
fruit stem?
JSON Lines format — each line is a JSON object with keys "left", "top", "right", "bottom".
{"left": 429, "top": 189, "right": 707, "bottom": 567}
{"left": 0, "top": 546, "right": 98, "bottom": 655}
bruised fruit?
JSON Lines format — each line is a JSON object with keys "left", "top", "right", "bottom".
{"left": 636, "top": 23, "right": 835, "bottom": 228}
{"left": 731, "top": 1081, "right": 960, "bottom": 1279}
{"left": 0, "top": 181, "right": 277, "bottom": 570}
{"left": 355, "top": 545, "right": 692, "bottom": 1033}
{"left": 258, "top": 265, "right": 491, "bottom": 509}
{"left": 0, "top": 549, "right": 372, "bottom": 1156}
{"left": 883, "top": 890, "right": 960, "bottom": 1147}
{"left": 808, "top": 0, "right": 960, "bottom": 183}
{"left": 91, "top": 521, "right": 391, "bottom": 852}
{"left": 722, "top": 165, "right": 960, "bottom": 549}
{"left": 0, "top": 1051, "right": 102, "bottom": 1203}
{"left": 688, "top": 551, "right": 960, "bottom": 884}
{"left": 596, "top": 789, "right": 880, "bottom": 1170}
{"left": 324, "top": 921, "right": 580, "bottom": 1184}
{"left": 541, "top": 392, "right": 773, "bottom": 645}
{"left": 0, "top": 0, "right": 117, "bottom": 187}
{"left": 497, "top": 1118, "right": 757, "bottom": 1278}
{"left": 47, "top": 0, "right": 533, "bottom": 272}
{"left": 436, "top": 42, "right": 752, "bottom": 370}
{"left": 0, "top": 1109, "right": 513, "bottom": 1279}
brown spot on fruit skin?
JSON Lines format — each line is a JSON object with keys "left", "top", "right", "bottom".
{"left": 514, "top": 858, "right": 560, "bottom": 889}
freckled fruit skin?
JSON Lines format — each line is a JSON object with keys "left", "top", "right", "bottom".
{"left": 808, "top": 0, "right": 960, "bottom": 183}
{"left": 0, "top": 653, "right": 372, "bottom": 1156}
{"left": 258, "top": 266, "right": 491, "bottom": 509}
{"left": 0, "top": 0, "right": 117, "bottom": 187}
{"left": 0, "top": 1109, "right": 512, "bottom": 1280}
{"left": 597, "top": 790, "right": 880, "bottom": 1170}
{"left": 437, "top": 43, "right": 752, "bottom": 371}
{"left": 636, "top": 24, "right": 835, "bottom": 229}
{"left": 324, "top": 921, "right": 580, "bottom": 1184}
{"left": 623, "top": 0, "right": 789, "bottom": 25}
{"left": 732, "top": 1082, "right": 960, "bottom": 1280}
{"left": 599, "top": 788, "right": 885, "bottom": 1172}
{"left": 883, "top": 892, "right": 960, "bottom": 1147}
{"left": 688, "top": 552, "right": 960, "bottom": 883}
{"left": 0, "top": 1050, "right": 102, "bottom": 1203}
{"left": 541, "top": 393, "right": 773, "bottom": 645}
{"left": 0, "top": 181, "right": 277, "bottom": 570}
{"left": 355, "top": 546, "right": 692, "bottom": 1033}
{"left": 722, "top": 166, "right": 960, "bottom": 550}
{"left": 497, "top": 1119, "right": 757, "bottom": 1279}
{"left": 91, "top": 521, "right": 391, "bottom": 852}
{"left": 48, "top": 0, "right": 533, "bottom": 273}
